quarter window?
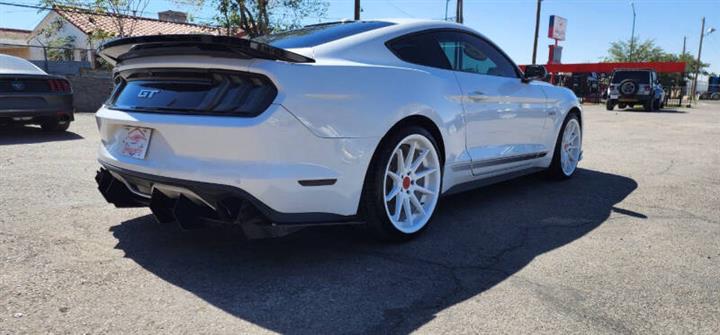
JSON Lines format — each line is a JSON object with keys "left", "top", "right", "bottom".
{"left": 386, "top": 33, "right": 451, "bottom": 70}
{"left": 434, "top": 32, "right": 518, "bottom": 78}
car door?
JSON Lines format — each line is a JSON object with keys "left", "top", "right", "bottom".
{"left": 434, "top": 31, "right": 548, "bottom": 176}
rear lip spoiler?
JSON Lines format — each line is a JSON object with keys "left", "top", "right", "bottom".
{"left": 97, "top": 34, "right": 315, "bottom": 65}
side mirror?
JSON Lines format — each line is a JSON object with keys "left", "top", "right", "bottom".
{"left": 523, "top": 65, "right": 547, "bottom": 82}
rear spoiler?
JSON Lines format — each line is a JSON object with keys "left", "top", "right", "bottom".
{"left": 97, "top": 34, "right": 314, "bottom": 65}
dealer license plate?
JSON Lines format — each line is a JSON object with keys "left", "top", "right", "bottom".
{"left": 120, "top": 126, "right": 152, "bottom": 159}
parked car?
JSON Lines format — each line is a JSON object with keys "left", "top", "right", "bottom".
{"left": 0, "top": 54, "right": 74, "bottom": 131}
{"left": 94, "top": 19, "right": 582, "bottom": 240}
{"left": 606, "top": 68, "right": 665, "bottom": 111}
{"left": 699, "top": 75, "right": 720, "bottom": 100}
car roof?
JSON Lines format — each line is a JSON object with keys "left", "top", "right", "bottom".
{"left": 0, "top": 54, "right": 47, "bottom": 75}
{"left": 308, "top": 19, "right": 481, "bottom": 55}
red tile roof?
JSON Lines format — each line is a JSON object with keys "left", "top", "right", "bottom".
{"left": 53, "top": 6, "right": 224, "bottom": 37}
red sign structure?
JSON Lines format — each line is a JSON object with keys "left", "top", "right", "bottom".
{"left": 547, "top": 15, "right": 567, "bottom": 65}
{"left": 520, "top": 62, "right": 687, "bottom": 74}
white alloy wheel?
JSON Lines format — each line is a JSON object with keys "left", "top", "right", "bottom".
{"left": 382, "top": 134, "right": 441, "bottom": 234}
{"left": 560, "top": 118, "right": 582, "bottom": 176}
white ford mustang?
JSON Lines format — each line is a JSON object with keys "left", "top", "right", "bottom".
{"left": 95, "top": 19, "right": 582, "bottom": 240}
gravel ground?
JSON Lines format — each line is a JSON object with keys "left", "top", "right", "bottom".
{"left": 1, "top": 102, "right": 718, "bottom": 334}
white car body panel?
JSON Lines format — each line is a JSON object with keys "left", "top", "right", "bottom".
{"left": 96, "top": 19, "right": 581, "bottom": 219}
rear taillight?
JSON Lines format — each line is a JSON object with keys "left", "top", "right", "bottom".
{"left": 644, "top": 86, "right": 651, "bottom": 92}
{"left": 109, "top": 69, "right": 277, "bottom": 117}
{"left": 48, "top": 79, "right": 71, "bottom": 93}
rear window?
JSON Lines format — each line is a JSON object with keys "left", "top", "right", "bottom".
{"left": 611, "top": 71, "right": 650, "bottom": 83}
{"left": 254, "top": 21, "right": 394, "bottom": 49}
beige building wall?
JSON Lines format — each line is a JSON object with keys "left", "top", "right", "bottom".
{"left": 0, "top": 47, "right": 31, "bottom": 58}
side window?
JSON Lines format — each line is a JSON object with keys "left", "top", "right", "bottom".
{"left": 387, "top": 33, "right": 451, "bottom": 70}
{"left": 434, "top": 31, "right": 518, "bottom": 78}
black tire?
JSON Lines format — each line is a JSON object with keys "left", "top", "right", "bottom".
{"left": 547, "top": 113, "right": 581, "bottom": 180}
{"left": 361, "top": 126, "right": 442, "bottom": 241}
{"left": 618, "top": 103, "right": 627, "bottom": 109}
{"left": 40, "top": 118, "right": 70, "bottom": 132}
{"left": 606, "top": 100, "right": 615, "bottom": 111}
{"left": 644, "top": 100, "right": 654, "bottom": 112}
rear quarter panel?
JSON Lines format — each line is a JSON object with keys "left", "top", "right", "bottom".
{"left": 252, "top": 58, "right": 469, "bottom": 167}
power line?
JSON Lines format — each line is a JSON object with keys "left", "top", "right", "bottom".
{"left": 386, "top": 0, "right": 414, "bottom": 18}
{"left": 0, "top": 1, "right": 220, "bottom": 23}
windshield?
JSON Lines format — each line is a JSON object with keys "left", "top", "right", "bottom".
{"left": 611, "top": 71, "right": 650, "bottom": 83}
{"left": 254, "top": 21, "right": 394, "bottom": 49}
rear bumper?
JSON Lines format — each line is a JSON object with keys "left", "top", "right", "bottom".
{"left": 95, "top": 105, "right": 378, "bottom": 218}
{"left": 97, "top": 164, "right": 359, "bottom": 225}
{"left": 609, "top": 95, "right": 652, "bottom": 103}
{"left": 0, "top": 94, "right": 74, "bottom": 122}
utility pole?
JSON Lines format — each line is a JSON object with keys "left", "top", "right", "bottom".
{"left": 531, "top": 0, "right": 542, "bottom": 64}
{"left": 691, "top": 17, "right": 705, "bottom": 104}
{"left": 456, "top": 0, "right": 463, "bottom": 24}
{"left": 681, "top": 36, "right": 687, "bottom": 91}
{"left": 354, "top": 0, "right": 360, "bottom": 20}
{"left": 630, "top": 2, "right": 636, "bottom": 61}
{"left": 682, "top": 36, "right": 686, "bottom": 55}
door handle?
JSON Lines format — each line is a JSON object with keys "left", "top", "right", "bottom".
{"left": 468, "top": 91, "right": 486, "bottom": 101}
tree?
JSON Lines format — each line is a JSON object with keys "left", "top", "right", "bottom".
{"left": 28, "top": 17, "right": 75, "bottom": 66}
{"left": 605, "top": 38, "right": 666, "bottom": 62}
{"left": 39, "top": 0, "right": 150, "bottom": 38}
{"left": 605, "top": 38, "right": 711, "bottom": 86}
{"left": 46, "top": 36, "right": 76, "bottom": 61}
{"left": 183, "top": 0, "right": 328, "bottom": 37}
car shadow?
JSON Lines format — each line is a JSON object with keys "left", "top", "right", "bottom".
{"left": 0, "top": 125, "right": 83, "bottom": 145}
{"left": 618, "top": 107, "right": 687, "bottom": 114}
{"left": 110, "top": 168, "right": 637, "bottom": 334}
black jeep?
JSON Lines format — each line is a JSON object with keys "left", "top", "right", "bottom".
{"left": 606, "top": 69, "right": 665, "bottom": 111}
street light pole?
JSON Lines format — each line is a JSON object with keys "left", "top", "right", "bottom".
{"left": 444, "top": 0, "right": 450, "bottom": 21}
{"left": 691, "top": 17, "right": 705, "bottom": 103}
{"left": 531, "top": 0, "right": 542, "bottom": 65}
{"left": 630, "top": 2, "right": 636, "bottom": 61}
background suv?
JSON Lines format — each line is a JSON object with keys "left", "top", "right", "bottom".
{"left": 606, "top": 68, "right": 665, "bottom": 112}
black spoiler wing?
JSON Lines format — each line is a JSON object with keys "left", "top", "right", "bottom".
{"left": 97, "top": 34, "right": 314, "bottom": 65}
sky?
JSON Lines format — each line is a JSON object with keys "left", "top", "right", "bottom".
{"left": 1, "top": 0, "right": 718, "bottom": 73}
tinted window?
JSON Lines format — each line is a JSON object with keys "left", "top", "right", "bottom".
{"left": 255, "top": 21, "right": 394, "bottom": 49}
{"left": 611, "top": 71, "right": 650, "bottom": 83}
{"left": 387, "top": 33, "right": 451, "bottom": 69}
{"left": 434, "top": 32, "right": 518, "bottom": 78}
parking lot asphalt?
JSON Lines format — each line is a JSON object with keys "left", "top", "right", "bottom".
{"left": 1, "top": 102, "right": 719, "bottom": 334}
